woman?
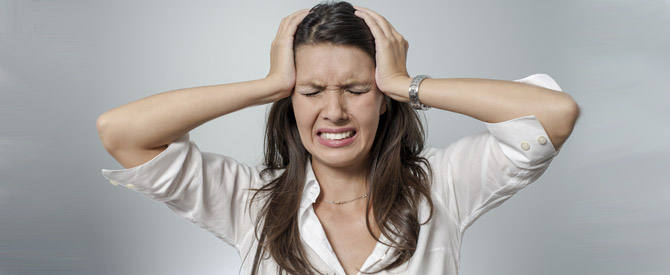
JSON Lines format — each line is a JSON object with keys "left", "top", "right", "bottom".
{"left": 98, "top": 2, "right": 579, "bottom": 274}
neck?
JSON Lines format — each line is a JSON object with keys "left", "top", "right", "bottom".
{"left": 310, "top": 157, "right": 370, "bottom": 204}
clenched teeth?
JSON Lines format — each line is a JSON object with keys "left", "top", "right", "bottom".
{"left": 320, "top": 131, "right": 355, "bottom": 140}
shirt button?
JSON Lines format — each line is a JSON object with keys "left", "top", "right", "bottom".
{"left": 109, "top": 180, "right": 119, "bottom": 186}
{"left": 520, "top": 141, "right": 531, "bottom": 151}
{"left": 125, "top": 183, "right": 136, "bottom": 190}
{"left": 538, "top": 136, "right": 548, "bottom": 145}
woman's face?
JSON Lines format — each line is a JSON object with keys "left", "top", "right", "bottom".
{"left": 292, "top": 44, "right": 386, "bottom": 170}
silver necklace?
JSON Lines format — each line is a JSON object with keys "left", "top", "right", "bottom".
{"left": 323, "top": 193, "right": 368, "bottom": 205}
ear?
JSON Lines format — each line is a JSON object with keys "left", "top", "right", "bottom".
{"left": 379, "top": 95, "right": 389, "bottom": 115}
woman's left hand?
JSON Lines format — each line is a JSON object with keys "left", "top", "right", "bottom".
{"left": 354, "top": 6, "right": 412, "bottom": 102}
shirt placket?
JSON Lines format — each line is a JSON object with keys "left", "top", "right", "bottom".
{"left": 299, "top": 180, "right": 346, "bottom": 275}
{"left": 356, "top": 234, "right": 392, "bottom": 274}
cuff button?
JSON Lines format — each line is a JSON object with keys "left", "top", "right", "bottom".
{"left": 109, "top": 180, "right": 119, "bottom": 186}
{"left": 125, "top": 183, "right": 136, "bottom": 190}
{"left": 520, "top": 141, "right": 531, "bottom": 151}
{"left": 538, "top": 136, "right": 547, "bottom": 145}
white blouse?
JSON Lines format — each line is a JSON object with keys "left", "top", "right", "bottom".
{"left": 102, "top": 74, "right": 564, "bottom": 275}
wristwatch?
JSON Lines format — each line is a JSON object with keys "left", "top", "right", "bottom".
{"left": 409, "top": 75, "right": 431, "bottom": 110}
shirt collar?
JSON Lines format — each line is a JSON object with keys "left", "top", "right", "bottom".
{"left": 300, "top": 158, "right": 320, "bottom": 213}
{"left": 297, "top": 159, "right": 396, "bottom": 270}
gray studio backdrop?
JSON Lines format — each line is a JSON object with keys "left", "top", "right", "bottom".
{"left": 1, "top": 0, "right": 668, "bottom": 274}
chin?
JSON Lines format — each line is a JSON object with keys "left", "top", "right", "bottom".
{"left": 311, "top": 152, "right": 367, "bottom": 170}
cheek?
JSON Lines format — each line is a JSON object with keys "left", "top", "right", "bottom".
{"left": 357, "top": 94, "right": 384, "bottom": 115}
{"left": 351, "top": 95, "right": 384, "bottom": 130}
{"left": 292, "top": 98, "right": 317, "bottom": 135}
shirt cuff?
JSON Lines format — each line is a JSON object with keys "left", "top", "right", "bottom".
{"left": 482, "top": 73, "right": 564, "bottom": 169}
{"left": 484, "top": 115, "right": 558, "bottom": 170}
{"left": 100, "top": 133, "right": 191, "bottom": 194}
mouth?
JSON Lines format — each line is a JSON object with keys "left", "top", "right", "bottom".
{"left": 318, "top": 130, "right": 356, "bottom": 140}
{"left": 316, "top": 128, "right": 357, "bottom": 147}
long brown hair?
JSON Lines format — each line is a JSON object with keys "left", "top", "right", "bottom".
{"left": 248, "top": 2, "right": 434, "bottom": 274}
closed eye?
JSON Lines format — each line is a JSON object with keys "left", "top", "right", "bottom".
{"left": 345, "top": 85, "right": 372, "bottom": 95}
{"left": 347, "top": 87, "right": 371, "bottom": 95}
{"left": 303, "top": 90, "right": 320, "bottom": 97}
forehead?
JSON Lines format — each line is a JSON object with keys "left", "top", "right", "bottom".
{"left": 295, "top": 44, "right": 374, "bottom": 86}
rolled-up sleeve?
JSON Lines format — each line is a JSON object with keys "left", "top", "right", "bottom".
{"left": 483, "top": 115, "right": 558, "bottom": 170}
{"left": 428, "top": 73, "right": 564, "bottom": 234}
{"left": 101, "top": 133, "right": 261, "bottom": 249}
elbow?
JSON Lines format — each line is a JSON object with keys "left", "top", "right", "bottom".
{"left": 555, "top": 95, "right": 580, "bottom": 140}
{"left": 97, "top": 113, "right": 119, "bottom": 152}
{"left": 564, "top": 95, "right": 580, "bottom": 125}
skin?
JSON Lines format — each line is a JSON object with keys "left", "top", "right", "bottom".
{"left": 292, "top": 44, "right": 385, "bottom": 198}
{"left": 353, "top": 6, "right": 580, "bottom": 150}
{"left": 96, "top": 9, "right": 311, "bottom": 168}
{"left": 293, "top": 44, "right": 385, "bottom": 274}
{"left": 97, "top": 6, "right": 579, "bottom": 275}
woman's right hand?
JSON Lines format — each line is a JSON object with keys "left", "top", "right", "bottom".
{"left": 99, "top": 10, "right": 310, "bottom": 169}
{"left": 265, "top": 9, "right": 310, "bottom": 102}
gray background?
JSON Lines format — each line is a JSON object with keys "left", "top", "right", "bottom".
{"left": 1, "top": 0, "right": 668, "bottom": 274}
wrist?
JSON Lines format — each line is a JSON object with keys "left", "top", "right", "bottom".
{"left": 380, "top": 76, "right": 413, "bottom": 102}
{"left": 259, "top": 76, "right": 293, "bottom": 104}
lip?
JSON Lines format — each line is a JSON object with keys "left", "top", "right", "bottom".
{"left": 316, "top": 127, "right": 357, "bottom": 148}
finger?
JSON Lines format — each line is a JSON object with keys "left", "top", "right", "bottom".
{"left": 354, "top": 8, "right": 391, "bottom": 38}
{"left": 354, "top": 10, "right": 387, "bottom": 41}
{"left": 285, "top": 9, "right": 310, "bottom": 37}
{"left": 387, "top": 21, "right": 403, "bottom": 40}
{"left": 356, "top": 7, "right": 407, "bottom": 47}
{"left": 354, "top": 6, "right": 394, "bottom": 38}
{"left": 276, "top": 17, "right": 287, "bottom": 39}
{"left": 277, "top": 9, "right": 309, "bottom": 39}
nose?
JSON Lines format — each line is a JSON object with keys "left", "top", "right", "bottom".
{"left": 321, "top": 91, "right": 348, "bottom": 123}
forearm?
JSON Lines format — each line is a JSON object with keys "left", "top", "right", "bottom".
{"left": 97, "top": 77, "right": 281, "bottom": 151}
{"left": 385, "top": 76, "right": 580, "bottom": 149}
